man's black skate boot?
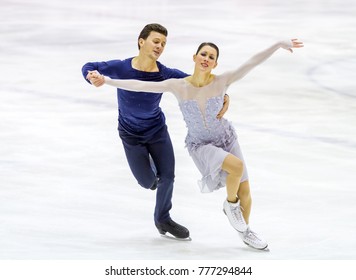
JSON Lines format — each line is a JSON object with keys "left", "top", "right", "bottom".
{"left": 155, "top": 219, "right": 190, "bottom": 239}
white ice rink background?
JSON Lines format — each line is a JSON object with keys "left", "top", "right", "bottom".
{"left": 0, "top": 0, "right": 355, "bottom": 278}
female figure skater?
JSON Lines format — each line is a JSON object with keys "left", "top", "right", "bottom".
{"left": 88, "top": 39, "right": 303, "bottom": 249}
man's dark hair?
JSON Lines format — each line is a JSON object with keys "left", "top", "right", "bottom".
{"left": 137, "top": 23, "right": 168, "bottom": 49}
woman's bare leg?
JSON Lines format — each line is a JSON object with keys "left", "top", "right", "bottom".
{"left": 221, "top": 154, "right": 244, "bottom": 203}
{"left": 221, "top": 153, "right": 247, "bottom": 232}
{"left": 238, "top": 181, "right": 252, "bottom": 224}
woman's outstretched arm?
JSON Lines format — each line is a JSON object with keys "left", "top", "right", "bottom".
{"left": 224, "top": 39, "right": 303, "bottom": 86}
{"left": 87, "top": 70, "right": 177, "bottom": 93}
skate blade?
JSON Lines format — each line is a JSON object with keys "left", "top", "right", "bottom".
{"left": 160, "top": 233, "right": 192, "bottom": 242}
{"left": 243, "top": 241, "right": 269, "bottom": 251}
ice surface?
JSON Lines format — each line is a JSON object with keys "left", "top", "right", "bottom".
{"left": 1, "top": 0, "right": 356, "bottom": 261}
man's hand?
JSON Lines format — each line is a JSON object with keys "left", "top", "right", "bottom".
{"left": 86, "top": 70, "right": 105, "bottom": 87}
{"left": 216, "top": 94, "right": 230, "bottom": 119}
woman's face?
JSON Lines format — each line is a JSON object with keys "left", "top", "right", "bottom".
{"left": 193, "top": 45, "right": 218, "bottom": 72}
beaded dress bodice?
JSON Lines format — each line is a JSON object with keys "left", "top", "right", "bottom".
{"left": 179, "top": 96, "right": 236, "bottom": 152}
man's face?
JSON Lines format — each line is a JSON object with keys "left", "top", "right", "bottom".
{"left": 139, "top": 31, "right": 167, "bottom": 60}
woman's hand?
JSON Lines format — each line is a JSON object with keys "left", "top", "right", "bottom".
{"left": 280, "top": 39, "right": 304, "bottom": 53}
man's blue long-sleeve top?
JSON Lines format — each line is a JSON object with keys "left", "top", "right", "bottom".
{"left": 82, "top": 58, "right": 188, "bottom": 137}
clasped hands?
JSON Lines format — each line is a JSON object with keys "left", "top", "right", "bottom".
{"left": 86, "top": 70, "right": 105, "bottom": 87}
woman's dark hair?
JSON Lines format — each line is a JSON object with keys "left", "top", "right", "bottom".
{"left": 137, "top": 23, "right": 168, "bottom": 49}
{"left": 196, "top": 42, "right": 219, "bottom": 61}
